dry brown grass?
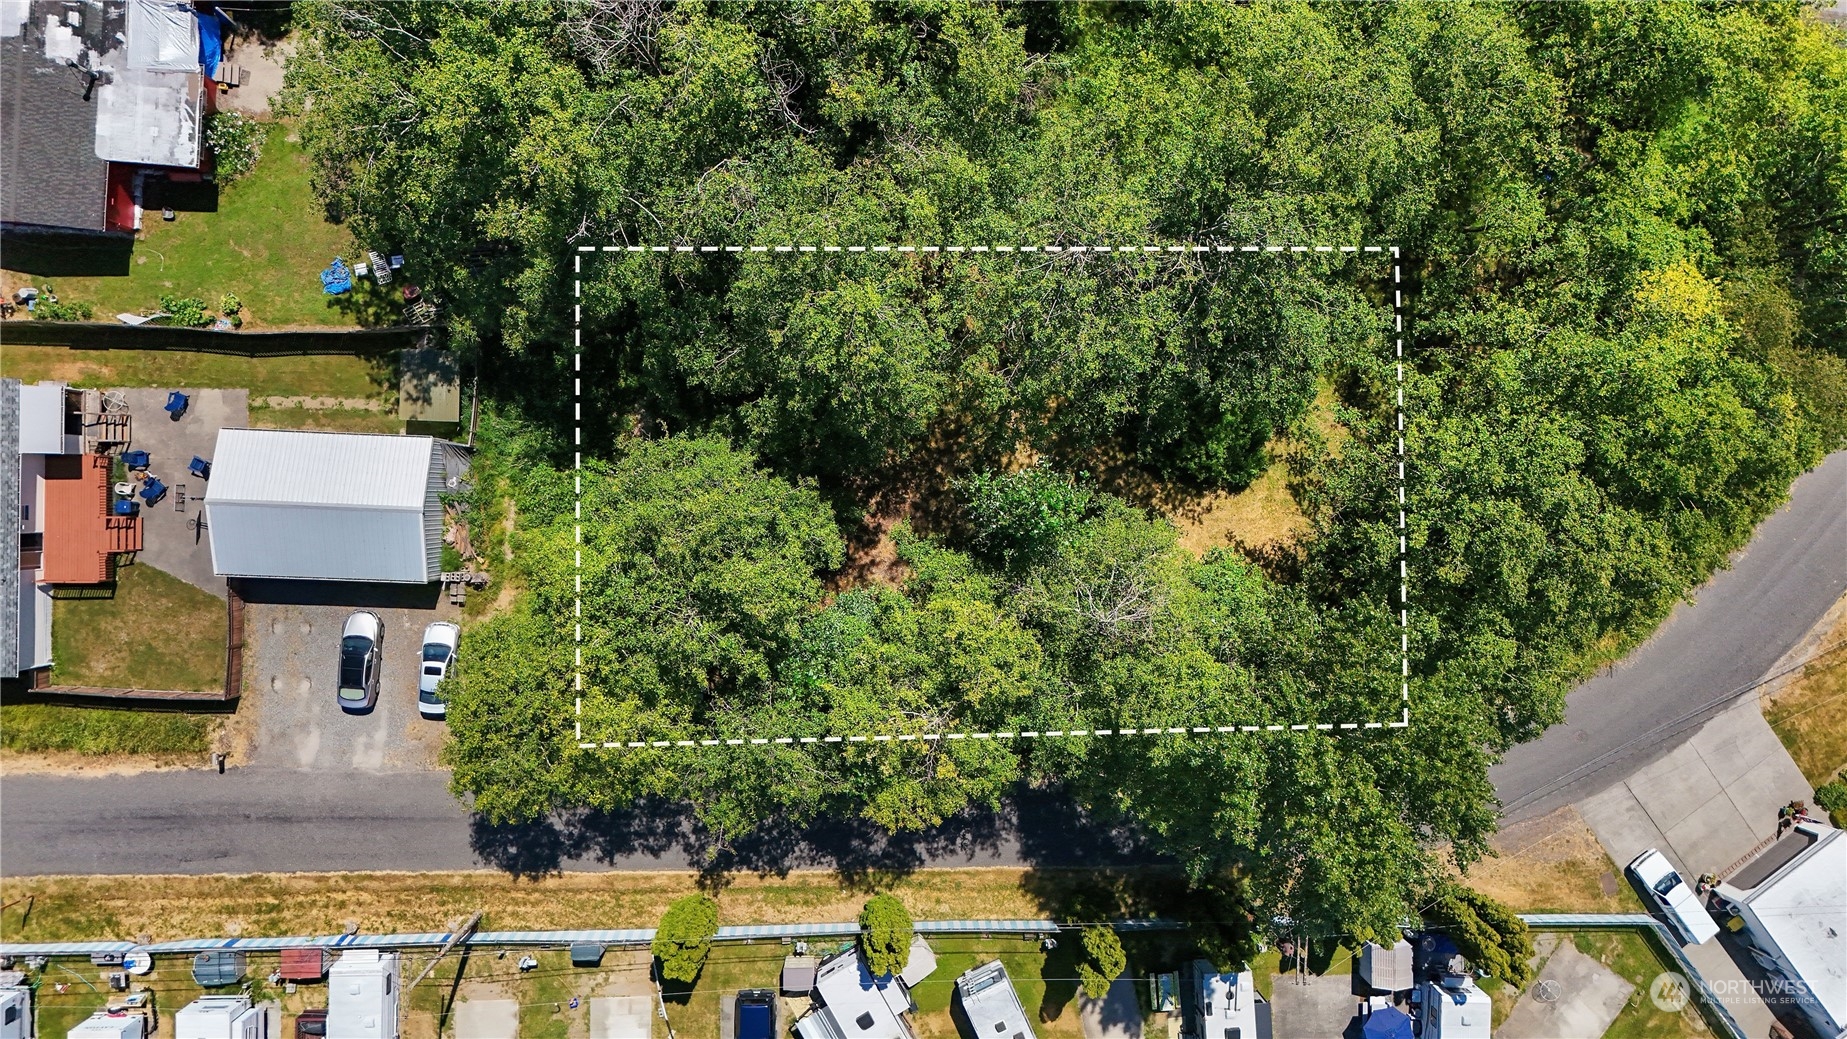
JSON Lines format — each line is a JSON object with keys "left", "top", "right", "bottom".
{"left": 1168, "top": 384, "right": 1346, "bottom": 560}
{"left": 1762, "top": 602, "right": 1847, "bottom": 786}
{"left": 0, "top": 869, "right": 1061, "bottom": 944}
{"left": 1464, "top": 806, "right": 1642, "bottom": 914}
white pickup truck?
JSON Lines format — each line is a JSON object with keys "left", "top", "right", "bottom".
{"left": 1629, "top": 848, "right": 1721, "bottom": 945}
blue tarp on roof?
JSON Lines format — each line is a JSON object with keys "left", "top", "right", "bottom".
{"left": 196, "top": 10, "right": 225, "bottom": 73}
{"left": 1361, "top": 1007, "right": 1414, "bottom": 1039}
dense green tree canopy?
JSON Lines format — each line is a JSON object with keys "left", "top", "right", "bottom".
{"left": 308, "top": 1, "right": 1847, "bottom": 940}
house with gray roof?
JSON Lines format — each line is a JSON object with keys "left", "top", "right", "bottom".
{"left": 2, "top": 0, "right": 208, "bottom": 240}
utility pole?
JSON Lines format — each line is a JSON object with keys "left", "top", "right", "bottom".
{"left": 407, "top": 911, "right": 482, "bottom": 990}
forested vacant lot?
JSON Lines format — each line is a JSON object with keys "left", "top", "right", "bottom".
{"left": 284, "top": 1, "right": 1847, "bottom": 938}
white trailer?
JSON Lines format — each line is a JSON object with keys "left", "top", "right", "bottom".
{"left": 327, "top": 950, "right": 401, "bottom": 1039}
{"left": 0, "top": 984, "right": 29, "bottom": 1039}
{"left": 176, "top": 994, "right": 269, "bottom": 1039}
{"left": 66, "top": 1009, "right": 149, "bottom": 1039}
{"left": 1414, "top": 976, "right": 1491, "bottom": 1039}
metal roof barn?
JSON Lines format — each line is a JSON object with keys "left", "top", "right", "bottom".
{"left": 204, "top": 429, "right": 443, "bottom": 584}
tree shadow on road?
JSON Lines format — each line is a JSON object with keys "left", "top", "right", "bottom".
{"left": 466, "top": 783, "right": 1167, "bottom": 888}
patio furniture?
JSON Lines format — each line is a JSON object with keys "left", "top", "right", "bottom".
{"left": 188, "top": 456, "right": 212, "bottom": 480}
{"left": 139, "top": 477, "right": 168, "bottom": 506}
{"left": 176, "top": 486, "right": 187, "bottom": 512}
{"left": 114, "top": 481, "right": 135, "bottom": 497}
{"left": 113, "top": 499, "right": 139, "bottom": 517}
{"left": 320, "top": 257, "right": 354, "bottom": 295}
{"left": 122, "top": 449, "right": 151, "bottom": 470}
{"left": 164, "top": 391, "right": 190, "bottom": 420}
{"left": 368, "top": 250, "right": 393, "bottom": 286}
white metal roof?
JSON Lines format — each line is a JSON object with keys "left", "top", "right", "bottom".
{"left": 209, "top": 428, "right": 435, "bottom": 508}
{"left": 205, "top": 429, "right": 441, "bottom": 583}
{"left": 1200, "top": 970, "right": 1258, "bottom": 1039}
{"left": 957, "top": 960, "right": 1036, "bottom": 1039}
{"left": 16, "top": 382, "right": 67, "bottom": 455}
{"left": 1736, "top": 825, "right": 1846, "bottom": 1031}
{"left": 809, "top": 950, "right": 914, "bottom": 1039}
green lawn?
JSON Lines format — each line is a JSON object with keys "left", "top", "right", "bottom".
{"left": 0, "top": 344, "right": 394, "bottom": 400}
{"left": 0, "top": 702, "right": 214, "bottom": 756}
{"left": 50, "top": 562, "right": 226, "bottom": 692}
{"left": 9, "top": 122, "right": 392, "bottom": 329}
{"left": 1568, "top": 931, "right": 1708, "bottom": 1039}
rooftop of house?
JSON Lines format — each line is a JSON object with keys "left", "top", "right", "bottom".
{"left": 0, "top": 2, "right": 113, "bottom": 231}
{"left": 1720, "top": 822, "right": 1846, "bottom": 1028}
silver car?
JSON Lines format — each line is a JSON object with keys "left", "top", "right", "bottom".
{"left": 418, "top": 621, "right": 460, "bottom": 719}
{"left": 337, "top": 611, "right": 384, "bottom": 712}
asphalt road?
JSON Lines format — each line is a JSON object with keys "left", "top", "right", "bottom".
{"left": 0, "top": 769, "right": 1153, "bottom": 877}
{"left": 1493, "top": 449, "right": 1847, "bottom": 821}
{"left": 5, "top": 454, "right": 1840, "bottom": 876}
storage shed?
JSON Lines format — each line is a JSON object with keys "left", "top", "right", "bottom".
{"left": 204, "top": 429, "right": 444, "bottom": 584}
{"left": 280, "top": 946, "right": 330, "bottom": 982}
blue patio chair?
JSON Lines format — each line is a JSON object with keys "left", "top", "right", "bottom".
{"left": 122, "top": 449, "right": 151, "bottom": 470}
{"left": 139, "top": 477, "right": 168, "bottom": 506}
{"left": 165, "top": 391, "right": 190, "bottom": 420}
{"left": 188, "top": 456, "right": 211, "bottom": 480}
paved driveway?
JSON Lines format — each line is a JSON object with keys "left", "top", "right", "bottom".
{"left": 1575, "top": 698, "right": 1810, "bottom": 880}
{"left": 237, "top": 579, "right": 456, "bottom": 772}
{"left": 115, "top": 387, "right": 248, "bottom": 598}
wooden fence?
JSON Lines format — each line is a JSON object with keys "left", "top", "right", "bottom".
{"left": 2, "top": 320, "right": 422, "bottom": 356}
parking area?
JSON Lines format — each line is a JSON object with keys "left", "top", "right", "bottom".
{"left": 238, "top": 579, "right": 457, "bottom": 772}
{"left": 115, "top": 387, "right": 248, "bottom": 598}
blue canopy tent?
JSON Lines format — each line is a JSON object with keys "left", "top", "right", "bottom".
{"left": 1361, "top": 1007, "right": 1414, "bottom": 1039}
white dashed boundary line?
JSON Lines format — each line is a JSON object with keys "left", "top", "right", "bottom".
{"left": 569, "top": 244, "right": 1408, "bottom": 749}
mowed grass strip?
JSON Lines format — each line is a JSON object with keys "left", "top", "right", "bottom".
{"left": 0, "top": 869, "right": 1146, "bottom": 944}
{"left": 0, "top": 703, "right": 214, "bottom": 757}
{"left": 50, "top": 563, "right": 226, "bottom": 691}
{"left": 16, "top": 123, "right": 366, "bottom": 329}
{"left": 0, "top": 345, "right": 392, "bottom": 400}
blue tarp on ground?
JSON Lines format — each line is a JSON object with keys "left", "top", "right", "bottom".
{"left": 196, "top": 10, "right": 225, "bottom": 73}
{"left": 1361, "top": 1007, "right": 1414, "bottom": 1039}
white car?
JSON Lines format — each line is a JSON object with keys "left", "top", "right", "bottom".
{"left": 1628, "top": 848, "right": 1720, "bottom": 945}
{"left": 417, "top": 621, "right": 460, "bottom": 719}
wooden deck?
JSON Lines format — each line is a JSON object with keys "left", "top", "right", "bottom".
{"left": 43, "top": 454, "right": 142, "bottom": 584}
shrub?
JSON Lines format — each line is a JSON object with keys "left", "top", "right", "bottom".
{"left": 1077, "top": 926, "right": 1126, "bottom": 998}
{"left": 206, "top": 112, "right": 265, "bottom": 182}
{"left": 1815, "top": 781, "right": 1847, "bottom": 828}
{"left": 1426, "top": 885, "right": 1535, "bottom": 988}
{"left": 159, "top": 294, "right": 212, "bottom": 328}
{"left": 858, "top": 894, "right": 913, "bottom": 978}
{"left": 961, "top": 462, "right": 1094, "bottom": 568}
{"left": 219, "top": 293, "right": 242, "bottom": 316}
{"left": 32, "top": 295, "right": 93, "bottom": 321}
{"left": 650, "top": 894, "right": 718, "bottom": 983}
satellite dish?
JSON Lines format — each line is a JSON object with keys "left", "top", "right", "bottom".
{"left": 123, "top": 949, "right": 154, "bottom": 975}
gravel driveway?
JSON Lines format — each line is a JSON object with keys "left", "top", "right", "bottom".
{"left": 237, "top": 579, "right": 458, "bottom": 772}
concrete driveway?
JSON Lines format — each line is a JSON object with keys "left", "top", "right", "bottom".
{"left": 1575, "top": 697, "right": 1810, "bottom": 880}
{"left": 237, "top": 579, "right": 456, "bottom": 772}
{"left": 114, "top": 387, "right": 248, "bottom": 598}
